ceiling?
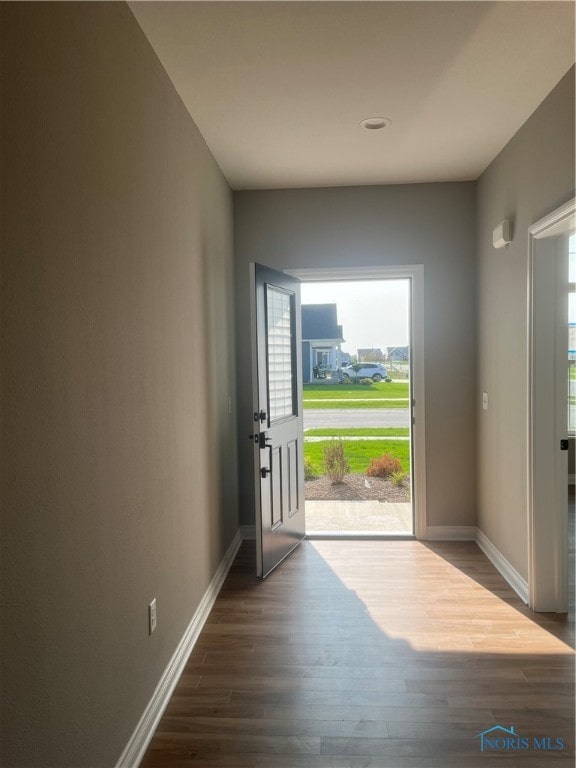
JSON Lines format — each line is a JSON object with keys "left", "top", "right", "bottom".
{"left": 130, "top": 1, "right": 575, "bottom": 190}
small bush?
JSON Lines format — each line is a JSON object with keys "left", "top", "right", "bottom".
{"left": 390, "top": 470, "right": 407, "bottom": 487}
{"left": 366, "top": 452, "right": 403, "bottom": 479}
{"left": 360, "top": 378, "right": 373, "bottom": 386}
{"left": 304, "top": 457, "right": 318, "bottom": 481}
{"left": 323, "top": 439, "right": 349, "bottom": 484}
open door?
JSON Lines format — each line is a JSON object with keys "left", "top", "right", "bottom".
{"left": 250, "top": 263, "right": 306, "bottom": 578}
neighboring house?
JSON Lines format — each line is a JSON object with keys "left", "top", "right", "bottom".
{"left": 357, "top": 347, "right": 385, "bottom": 362}
{"left": 302, "top": 304, "right": 345, "bottom": 382}
{"left": 388, "top": 346, "right": 409, "bottom": 362}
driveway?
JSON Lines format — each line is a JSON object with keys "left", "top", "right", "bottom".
{"left": 303, "top": 408, "right": 410, "bottom": 429}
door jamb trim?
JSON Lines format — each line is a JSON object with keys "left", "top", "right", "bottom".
{"left": 285, "top": 265, "right": 426, "bottom": 540}
{"left": 527, "top": 198, "right": 575, "bottom": 612}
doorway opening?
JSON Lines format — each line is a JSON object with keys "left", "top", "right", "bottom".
{"left": 287, "top": 266, "right": 426, "bottom": 539}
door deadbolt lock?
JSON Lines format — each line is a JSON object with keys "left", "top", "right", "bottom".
{"left": 560, "top": 439, "right": 569, "bottom": 451}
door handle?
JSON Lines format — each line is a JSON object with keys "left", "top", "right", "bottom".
{"left": 560, "top": 439, "right": 569, "bottom": 451}
{"left": 260, "top": 433, "right": 272, "bottom": 478}
{"left": 258, "top": 432, "right": 272, "bottom": 450}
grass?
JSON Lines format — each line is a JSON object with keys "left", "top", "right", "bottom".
{"left": 304, "top": 382, "right": 409, "bottom": 399}
{"left": 304, "top": 439, "right": 410, "bottom": 476}
{"left": 305, "top": 427, "right": 409, "bottom": 437}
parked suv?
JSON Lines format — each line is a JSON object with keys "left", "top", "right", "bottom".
{"left": 341, "top": 363, "right": 389, "bottom": 382}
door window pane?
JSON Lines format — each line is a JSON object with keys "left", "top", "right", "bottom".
{"left": 266, "top": 285, "right": 296, "bottom": 422}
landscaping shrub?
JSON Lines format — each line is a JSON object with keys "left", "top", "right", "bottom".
{"left": 304, "top": 457, "right": 318, "bottom": 481}
{"left": 390, "top": 470, "right": 407, "bottom": 487}
{"left": 366, "top": 452, "right": 402, "bottom": 478}
{"left": 359, "top": 378, "right": 373, "bottom": 385}
{"left": 323, "top": 439, "right": 349, "bottom": 484}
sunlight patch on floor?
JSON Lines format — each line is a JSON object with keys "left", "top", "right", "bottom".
{"left": 310, "top": 540, "right": 575, "bottom": 655}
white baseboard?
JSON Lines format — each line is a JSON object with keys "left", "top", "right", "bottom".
{"left": 425, "top": 525, "right": 477, "bottom": 541}
{"left": 115, "top": 528, "right": 243, "bottom": 768}
{"left": 240, "top": 524, "right": 256, "bottom": 540}
{"left": 475, "top": 528, "right": 529, "bottom": 604}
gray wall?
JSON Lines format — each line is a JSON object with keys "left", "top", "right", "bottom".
{"left": 0, "top": 3, "right": 238, "bottom": 766}
{"left": 476, "top": 66, "right": 575, "bottom": 578}
{"left": 234, "top": 183, "right": 477, "bottom": 528}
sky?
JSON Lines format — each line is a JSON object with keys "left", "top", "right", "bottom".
{"left": 300, "top": 279, "right": 410, "bottom": 355}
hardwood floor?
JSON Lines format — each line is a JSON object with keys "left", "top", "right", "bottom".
{"left": 141, "top": 540, "right": 574, "bottom": 767}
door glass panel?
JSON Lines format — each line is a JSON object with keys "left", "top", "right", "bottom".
{"left": 266, "top": 285, "right": 296, "bottom": 422}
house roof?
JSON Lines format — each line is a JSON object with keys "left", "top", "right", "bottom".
{"left": 302, "top": 304, "right": 344, "bottom": 343}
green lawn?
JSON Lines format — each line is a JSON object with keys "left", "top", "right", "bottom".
{"left": 304, "top": 439, "right": 410, "bottom": 476}
{"left": 304, "top": 382, "right": 409, "bottom": 399}
{"left": 305, "top": 427, "right": 409, "bottom": 438}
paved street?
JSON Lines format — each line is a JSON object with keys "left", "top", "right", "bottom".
{"left": 304, "top": 408, "right": 410, "bottom": 429}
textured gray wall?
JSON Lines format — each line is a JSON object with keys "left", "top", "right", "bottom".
{"left": 234, "top": 182, "right": 477, "bottom": 529}
{"left": 0, "top": 3, "right": 238, "bottom": 766}
{"left": 476, "top": 66, "right": 575, "bottom": 577}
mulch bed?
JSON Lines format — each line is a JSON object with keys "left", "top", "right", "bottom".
{"left": 305, "top": 473, "right": 410, "bottom": 503}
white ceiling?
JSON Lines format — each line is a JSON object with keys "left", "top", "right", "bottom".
{"left": 130, "top": 1, "right": 575, "bottom": 190}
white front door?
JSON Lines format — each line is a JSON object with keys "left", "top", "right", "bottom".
{"left": 250, "top": 263, "right": 306, "bottom": 578}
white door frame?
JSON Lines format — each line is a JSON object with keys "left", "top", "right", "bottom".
{"left": 285, "top": 265, "right": 426, "bottom": 540}
{"left": 527, "top": 197, "right": 575, "bottom": 612}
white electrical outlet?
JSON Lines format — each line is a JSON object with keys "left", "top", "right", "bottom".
{"left": 148, "top": 598, "right": 157, "bottom": 635}
{"left": 482, "top": 392, "right": 489, "bottom": 411}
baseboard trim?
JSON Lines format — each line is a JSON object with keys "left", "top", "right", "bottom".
{"left": 476, "top": 528, "right": 529, "bottom": 604}
{"left": 425, "top": 525, "right": 477, "bottom": 541}
{"left": 115, "top": 528, "right": 243, "bottom": 768}
{"left": 240, "top": 524, "right": 256, "bottom": 540}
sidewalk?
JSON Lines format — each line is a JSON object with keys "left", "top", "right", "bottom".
{"left": 305, "top": 500, "right": 412, "bottom": 533}
{"left": 304, "top": 435, "right": 410, "bottom": 441}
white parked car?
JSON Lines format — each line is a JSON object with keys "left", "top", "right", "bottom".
{"left": 341, "top": 363, "right": 389, "bottom": 382}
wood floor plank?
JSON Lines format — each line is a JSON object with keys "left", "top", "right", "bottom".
{"left": 141, "top": 539, "right": 575, "bottom": 767}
